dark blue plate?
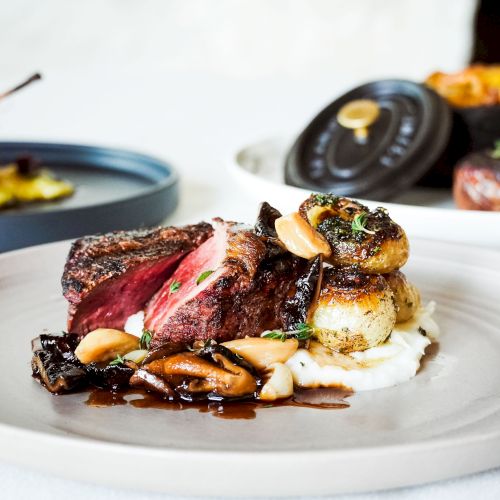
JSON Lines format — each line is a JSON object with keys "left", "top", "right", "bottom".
{"left": 0, "top": 142, "right": 178, "bottom": 252}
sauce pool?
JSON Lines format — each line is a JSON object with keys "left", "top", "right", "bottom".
{"left": 86, "top": 387, "right": 351, "bottom": 420}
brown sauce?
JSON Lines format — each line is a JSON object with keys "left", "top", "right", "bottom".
{"left": 85, "top": 387, "right": 351, "bottom": 420}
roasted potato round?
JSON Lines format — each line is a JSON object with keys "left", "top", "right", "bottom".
{"left": 311, "top": 267, "right": 396, "bottom": 353}
{"left": 383, "top": 270, "right": 420, "bottom": 323}
{"left": 299, "top": 194, "right": 409, "bottom": 274}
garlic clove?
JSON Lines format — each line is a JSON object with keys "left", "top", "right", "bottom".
{"left": 75, "top": 328, "right": 140, "bottom": 365}
{"left": 222, "top": 337, "right": 298, "bottom": 371}
{"left": 275, "top": 212, "right": 331, "bottom": 260}
{"left": 259, "top": 362, "right": 294, "bottom": 401}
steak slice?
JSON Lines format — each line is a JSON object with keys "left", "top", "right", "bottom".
{"left": 62, "top": 223, "right": 213, "bottom": 335}
{"left": 144, "top": 219, "right": 300, "bottom": 346}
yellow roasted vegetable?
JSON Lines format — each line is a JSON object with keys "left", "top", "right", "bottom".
{"left": 0, "top": 161, "right": 74, "bottom": 209}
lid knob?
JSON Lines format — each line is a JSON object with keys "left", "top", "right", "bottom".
{"left": 337, "top": 99, "right": 380, "bottom": 144}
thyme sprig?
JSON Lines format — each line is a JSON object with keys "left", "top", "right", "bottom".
{"left": 108, "top": 354, "right": 125, "bottom": 366}
{"left": 262, "top": 323, "right": 313, "bottom": 342}
{"left": 351, "top": 212, "right": 375, "bottom": 235}
{"left": 140, "top": 329, "right": 152, "bottom": 350}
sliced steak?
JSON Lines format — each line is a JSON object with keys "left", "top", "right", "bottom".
{"left": 62, "top": 223, "right": 213, "bottom": 335}
{"left": 145, "top": 219, "right": 300, "bottom": 346}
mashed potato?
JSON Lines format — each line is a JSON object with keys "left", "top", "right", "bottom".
{"left": 287, "top": 302, "right": 439, "bottom": 392}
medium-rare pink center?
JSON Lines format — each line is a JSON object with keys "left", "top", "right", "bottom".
{"left": 145, "top": 233, "right": 225, "bottom": 332}
{"left": 70, "top": 255, "right": 183, "bottom": 334}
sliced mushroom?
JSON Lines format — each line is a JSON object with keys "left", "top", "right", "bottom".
{"left": 222, "top": 337, "right": 298, "bottom": 372}
{"left": 275, "top": 212, "right": 331, "bottom": 260}
{"left": 74, "top": 328, "right": 140, "bottom": 365}
{"left": 130, "top": 369, "right": 177, "bottom": 400}
{"left": 280, "top": 254, "right": 323, "bottom": 331}
{"left": 259, "top": 363, "right": 294, "bottom": 401}
{"left": 145, "top": 352, "right": 257, "bottom": 398}
{"left": 142, "top": 342, "right": 188, "bottom": 364}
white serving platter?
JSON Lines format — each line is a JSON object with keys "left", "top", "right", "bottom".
{"left": 229, "top": 136, "right": 500, "bottom": 249}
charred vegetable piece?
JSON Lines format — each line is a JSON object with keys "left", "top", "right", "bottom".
{"left": 31, "top": 333, "right": 87, "bottom": 393}
{"left": 280, "top": 255, "right": 323, "bottom": 331}
{"left": 85, "top": 363, "right": 134, "bottom": 390}
{"left": 129, "top": 369, "right": 177, "bottom": 400}
{"left": 254, "top": 201, "right": 289, "bottom": 258}
{"left": 255, "top": 201, "right": 282, "bottom": 238}
{"left": 299, "top": 194, "right": 409, "bottom": 274}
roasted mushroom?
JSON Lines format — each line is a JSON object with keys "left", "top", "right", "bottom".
{"left": 130, "top": 369, "right": 177, "bottom": 399}
{"left": 143, "top": 346, "right": 257, "bottom": 399}
{"left": 280, "top": 255, "right": 323, "bottom": 331}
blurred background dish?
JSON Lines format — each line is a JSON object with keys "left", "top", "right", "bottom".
{"left": 230, "top": 135, "right": 500, "bottom": 247}
{"left": 0, "top": 142, "right": 178, "bottom": 252}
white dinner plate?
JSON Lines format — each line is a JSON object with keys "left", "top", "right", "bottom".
{"left": 228, "top": 136, "right": 500, "bottom": 249}
{"left": 1, "top": 237, "right": 500, "bottom": 496}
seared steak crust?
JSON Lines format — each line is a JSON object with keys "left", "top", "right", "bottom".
{"left": 63, "top": 223, "right": 213, "bottom": 335}
{"left": 146, "top": 220, "right": 301, "bottom": 346}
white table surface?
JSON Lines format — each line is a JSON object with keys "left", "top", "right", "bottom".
{"left": 1, "top": 69, "right": 500, "bottom": 499}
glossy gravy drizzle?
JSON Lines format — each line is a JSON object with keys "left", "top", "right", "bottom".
{"left": 86, "top": 387, "right": 351, "bottom": 419}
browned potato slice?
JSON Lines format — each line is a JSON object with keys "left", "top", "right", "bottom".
{"left": 311, "top": 267, "right": 396, "bottom": 353}
{"left": 383, "top": 270, "right": 420, "bottom": 323}
{"left": 299, "top": 194, "right": 409, "bottom": 274}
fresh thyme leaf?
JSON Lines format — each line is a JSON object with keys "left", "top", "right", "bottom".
{"left": 169, "top": 280, "right": 181, "bottom": 293}
{"left": 294, "top": 323, "right": 313, "bottom": 340}
{"left": 196, "top": 270, "right": 214, "bottom": 285}
{"left": 140, "top": 329, "right": 153, "bottom": 350}
{"left": 108, "top": 354, "right": 125, "bottom": 366}
{"left": 371, "top": 245, "right": 381, "bottom": 255}
{"left": 351, "top": 212, "right": 375, "bottom": 235}
{"left": 262, "top": 330, "right": 287, "bottom": 342}
{"left": 262, "top": 323, "right": 313, "bottom": 342}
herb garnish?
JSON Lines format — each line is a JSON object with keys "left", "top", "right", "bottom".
{"left": 313, "top": 193, "right": 339, "bottom": 206}
{"left": 263, "top": 323, "right": 313, "bottom": 342}
{"left": 491, "top": 140, "right": 500, "bottom": 160}
{"left": 109, "top": 354, "right": 125, "bottom": 366}
{"left": 351, "top": 212, "right": 375, "bottom": 235}
{"left": 196, "top": 270, "right": 214, "bottom": 285}
{"left": 140, "top": 329, "right": 152, "bottom": 350}
{"left": 169, "top": 280, "right": 181, "bottom": 293}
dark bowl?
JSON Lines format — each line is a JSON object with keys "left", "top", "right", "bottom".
{"left": 0, "top": 142, "right": 179, "bottom": 253}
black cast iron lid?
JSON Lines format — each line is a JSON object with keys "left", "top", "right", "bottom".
{"left": 285, "top": 79, "right": 452, "bottom": 200}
